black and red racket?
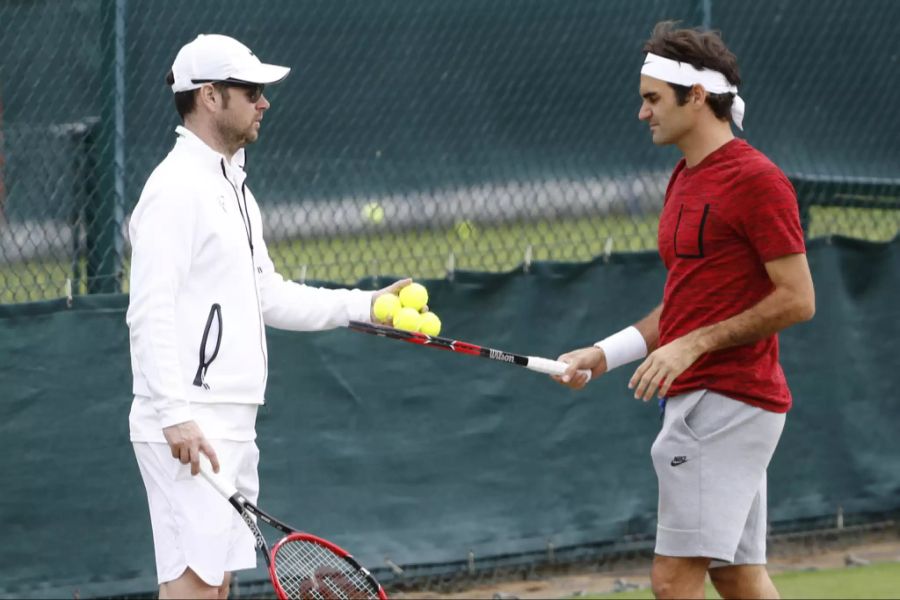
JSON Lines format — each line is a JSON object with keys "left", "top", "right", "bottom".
{"left": 198, "top": 457, "right": 387, "bottom": 600}
{"left": 348, "top": 320, "right": 591, "bottom": 379}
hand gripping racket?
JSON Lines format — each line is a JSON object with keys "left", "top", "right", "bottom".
{"left": 348, "top": 320, "right": 591, "bottom": 380}
{"left": 198, "top": 457, "right": 387, "bottom": 600}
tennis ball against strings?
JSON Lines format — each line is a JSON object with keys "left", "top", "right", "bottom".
{"left": 399, "top": 283, "right": 428, "bottom": 311}
{"left": 373, "top": 293, "right": 401, "bottom": 322}
{"left": 393, "top": 307, "right": 423, "bottom": 332}
{"left": 419, "top": 312, "right": 442, "bottom": 336}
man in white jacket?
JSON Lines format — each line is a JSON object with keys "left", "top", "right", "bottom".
{"left": 127, "top": 34, "right": 410, "bottom": 599}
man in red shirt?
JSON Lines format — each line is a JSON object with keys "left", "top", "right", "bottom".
{"left": 555, "top": 21, "right": 815, "bottom": 599}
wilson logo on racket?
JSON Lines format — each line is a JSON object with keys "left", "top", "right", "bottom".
{"left": 488, "top": 349, "right": 516, "bottom": 363}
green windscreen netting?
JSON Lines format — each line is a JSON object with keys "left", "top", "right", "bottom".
{"left": 1, "top": 238, "right": 898, "bottom": 598}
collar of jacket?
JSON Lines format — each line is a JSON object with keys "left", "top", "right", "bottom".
{"left": 173, "top": 125, "right": 248, "bottom": 185}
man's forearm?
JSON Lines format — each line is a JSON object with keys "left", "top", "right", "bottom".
{"left": 688, "top": 287, "right": 813, "bottom": 355}
{"left": 635, "top": 304, "right": 663, "bottom": 353}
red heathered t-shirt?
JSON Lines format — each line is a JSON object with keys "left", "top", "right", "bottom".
{"left": 657, "top": 138, "right": 806, "bottom": 413}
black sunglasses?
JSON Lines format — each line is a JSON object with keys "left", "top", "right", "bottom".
{"left": 192, "top": 78, "right": 265, "bottom": 103}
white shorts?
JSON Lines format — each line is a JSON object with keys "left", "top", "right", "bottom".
{"left": 651, "top": 389, "right": 785, "bottom": 564}
{"left": 133, "top": 440, "right": 260, "bottom": 586}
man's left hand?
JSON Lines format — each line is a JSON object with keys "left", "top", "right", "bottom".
{"left": 629, "top": 335, "right": 703, "bottom": 401}
{"left": 371, "top": 278, "right": 416, "bottom": 323}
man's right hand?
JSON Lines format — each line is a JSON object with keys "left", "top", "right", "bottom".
{"left": 162, "top": 420, "right": 220, "bottom": 475}
{"left": 553, "top": 346, "right": 607, "bottom": 390}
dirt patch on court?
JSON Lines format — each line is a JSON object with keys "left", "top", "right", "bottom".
{"left": 391, "top": 526, "right": 900, "bottom": 599}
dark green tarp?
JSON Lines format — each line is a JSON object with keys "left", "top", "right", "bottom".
{"left": 1, "top": 237, "right": 898, "bottom": 597}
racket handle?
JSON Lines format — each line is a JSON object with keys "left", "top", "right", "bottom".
{"left": 197, "top": 454, "right": 238, "bottom": 499}
{"left": 528, "top": 356, "right": 592, "bottom": 381}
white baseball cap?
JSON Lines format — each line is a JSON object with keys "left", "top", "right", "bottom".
{"left": 170, "top": 34, "right": 290, "bottom": 93}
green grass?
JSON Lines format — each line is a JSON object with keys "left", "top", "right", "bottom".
{"left": 584, "top": 562, "right": 900, "bottom": 599}
{"left": 0, "top": 213, "right": 659, "bottom": 303}
{"left": 2, "top": 205, "right": 898, "bottom": 304}
{"left": 0, "top": 256, "right": 85, "bottom": 304}
{"left": 806, "top": 206, "right": 900, "bottom": 241}
{"left": 266, "top": 213, "right": 660, "bottom": 284}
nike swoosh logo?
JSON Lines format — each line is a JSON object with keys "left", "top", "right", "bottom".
{"left": 670, "top": 456, "right": 688, "bottom": 467}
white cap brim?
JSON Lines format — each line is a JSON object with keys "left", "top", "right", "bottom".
{"left": 230, "top": 63, "right": 291, "bottom": 86}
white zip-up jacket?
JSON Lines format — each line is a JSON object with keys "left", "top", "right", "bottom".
{"left": 127, "top": 126, "right": 372, "bottom": 431}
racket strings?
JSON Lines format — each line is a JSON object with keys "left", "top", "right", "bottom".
{"left": 274, "top": 539, "right": 379, "bottom": 599}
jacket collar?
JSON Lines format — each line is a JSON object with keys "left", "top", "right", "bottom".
{"left": 174, "top": 125, "right": 247, "bottom": 183}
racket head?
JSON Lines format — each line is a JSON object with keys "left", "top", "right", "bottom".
{"left": 269, "top": 532, "right": 387, "bottom": 600}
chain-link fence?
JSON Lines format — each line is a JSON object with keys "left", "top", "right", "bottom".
{"left": 1, "top": 0, "right": 898, "bottom": 303}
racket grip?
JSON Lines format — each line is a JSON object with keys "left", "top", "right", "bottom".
{"left": 528, "top": 356, "right": 592, "bottom": 381}
{"left": 197, "top": 454, "right": 238, "bottom": 499}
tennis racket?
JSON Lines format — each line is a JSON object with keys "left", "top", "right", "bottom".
{"left": 197, "top": 456, "right": 387, "bottom": 600}
{"left": 347, "top": 320, "right": 591, "bottom": 379}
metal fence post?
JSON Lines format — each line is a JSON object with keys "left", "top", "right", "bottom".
{"left": 700, "top": 0, "right": 712, "bottom": 28}
{"left": 86, "top": 0, "right": 126, "bottom": 294}
{"left": 0, "top": 86, "right": 6, "bottom": 227}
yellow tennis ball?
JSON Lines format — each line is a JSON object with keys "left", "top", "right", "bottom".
{"left": 373, "top": 293, "right": 401, "bottom": 322}
{"left": 419, "top": 312, "right": 441, "bottom": 336}
{"left": 455, "top": 220, "right": 476, "bottom": 240}
{"left": 399, "top": 282, "right": 428, "bottom": 311}
{"left": 393, "top": 307, "right": 422, "bottom": 332}
{"left": 361, "top": 202, "right": 384, "bottom": 224}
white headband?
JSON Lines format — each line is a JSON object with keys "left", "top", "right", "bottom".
{"left": 641, "top": 52, "right": 745, "bottom": 130}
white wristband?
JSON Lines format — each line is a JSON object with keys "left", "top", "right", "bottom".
{"left": 594, "top": 326, "right": 648, "bottom": 371}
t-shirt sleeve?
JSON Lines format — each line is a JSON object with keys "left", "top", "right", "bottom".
{"left": 735, "top": 166, "right": 806, "bottom": 262}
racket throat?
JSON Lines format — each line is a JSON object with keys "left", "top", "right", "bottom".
{"left": 231, "top": 497, "right": 268, "bottom": 551}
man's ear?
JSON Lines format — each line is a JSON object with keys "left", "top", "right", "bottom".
{"left": 197, "top": 84, "right": 219, "bottom": 112}
{"left": 690, "top": 84, "right": 707, "bottom": 107}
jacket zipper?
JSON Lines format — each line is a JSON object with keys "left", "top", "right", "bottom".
{"left": 193, "top": 303, "right": 223, "bottom": 388}
{"left": 221, "top": 161, "right": 268, "bottom": 382}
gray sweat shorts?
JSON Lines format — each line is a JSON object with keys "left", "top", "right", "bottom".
{"left": 650, "top": 389, "right": 786, "bottom": 565}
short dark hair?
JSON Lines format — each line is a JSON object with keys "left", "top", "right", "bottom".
{"left": 165, "top": 70, "right": 231, "bottom": 121}
{"left": 166, "top": 70, "right": 196, "bottom": 120}
{"left": 642, "top": 21, "right": 741, "bottom": 121}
